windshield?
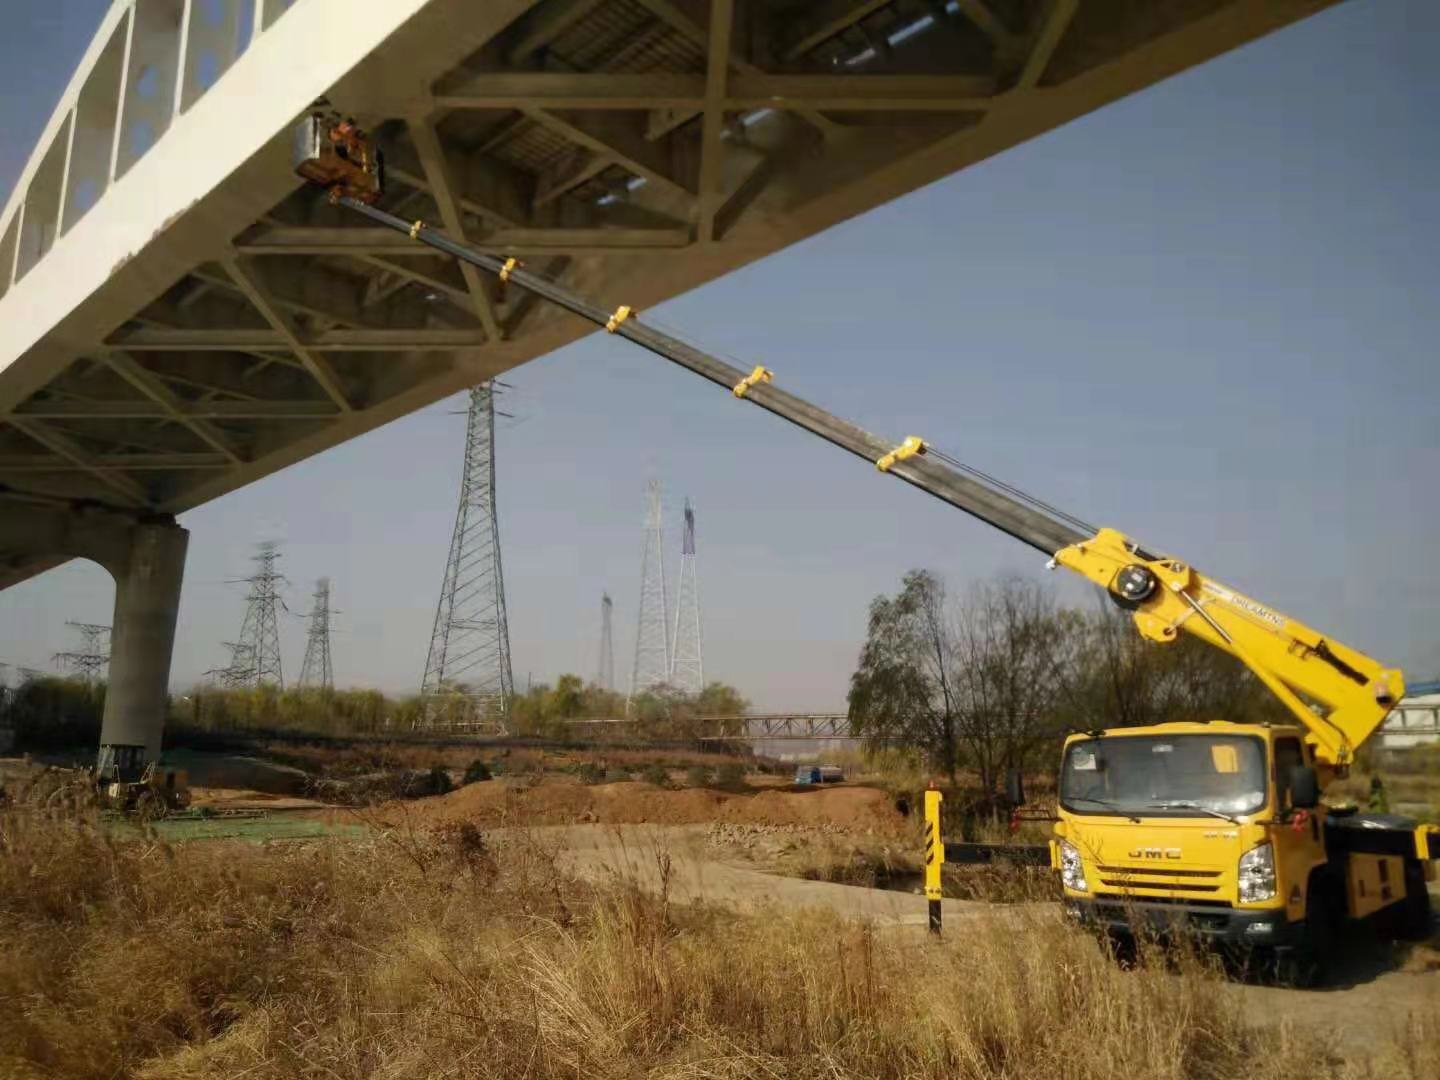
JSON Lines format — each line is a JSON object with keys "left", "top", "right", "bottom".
{"left": 1060, "top": 734, "right": 1267, "bottom": 818}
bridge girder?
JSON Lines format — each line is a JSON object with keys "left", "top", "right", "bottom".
{"left": 0, "top": 0, "right": 1338, "bottom": 558}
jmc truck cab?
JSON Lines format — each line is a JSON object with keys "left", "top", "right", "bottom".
{"left": 1052, "top": 721, "right": 1435, "bottom": 983}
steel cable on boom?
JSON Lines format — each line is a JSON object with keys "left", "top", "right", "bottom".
{"left": 610, "top": 306, "right": 1098, "bottom": 541}
{"left": 923, "top": 446, "right": 1098, "bottom": 538}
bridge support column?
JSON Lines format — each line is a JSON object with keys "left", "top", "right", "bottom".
{"left": 0, "top": 503, "right": 188, "bottom": 766}
{"left": 100, "top": 521, "right": 188, "bottom": 764}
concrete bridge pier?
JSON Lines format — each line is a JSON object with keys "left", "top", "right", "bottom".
{"left": 100, "top": 522, "right": 188, "bottom": 764}
{"left": 1, "top": 503, "right": 187, "bottom": 765}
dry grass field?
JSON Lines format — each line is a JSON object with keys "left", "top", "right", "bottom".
{"left": 2, "top": 803, "right": 1437, "bottom": 1080}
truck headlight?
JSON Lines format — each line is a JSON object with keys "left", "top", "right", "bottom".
{"left": 1238, "top": 842, "right": 1276, "bottom": 903}
{"left": 1060, "top": 840, "right": 1088, "bottom": 892}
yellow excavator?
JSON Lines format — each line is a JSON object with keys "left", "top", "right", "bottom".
{"left": 298, "top": 117, "right": 1437, "bottom": 984}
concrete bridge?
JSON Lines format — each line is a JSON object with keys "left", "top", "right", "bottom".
{"left": 0, "top": 0, "right": 1336, "bottom": 762}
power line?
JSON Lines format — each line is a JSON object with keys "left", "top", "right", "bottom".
{"left": 418, "top": 382, "right": 514, "bottom": 733}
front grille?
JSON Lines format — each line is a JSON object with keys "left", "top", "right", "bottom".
{"left": 1099, "top": 879, "right": 1221, "bottom": 894}
{"left": 1095, "top": 864, "right": 1225, "bottom": 896}
{"left": 1095, "top": 865, "right": 1219, "bottom": 878}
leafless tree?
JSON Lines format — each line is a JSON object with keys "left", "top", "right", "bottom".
{"left": 949, "top": 577, "right": 1079, "bottom": 795}
{"left": 1065, "top": 598, "right": 1290, "bottom": 731}
{"left": 850, "top": 570, "right": 1291, "bottom": 796}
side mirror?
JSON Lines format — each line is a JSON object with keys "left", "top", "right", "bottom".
{"left": 1289, "top": 765, "right": 1319, "bottom": 810}
{"left": 1005, "top": 768, "right": 1026, "bottom": 807}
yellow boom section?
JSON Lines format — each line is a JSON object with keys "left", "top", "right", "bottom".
{"left": 1053, "top": 528, "right": 1404, "bottom": 768}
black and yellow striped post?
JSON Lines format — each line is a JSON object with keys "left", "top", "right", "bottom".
{"left": 923, "top": 787, "right": 944, "bottom": 934}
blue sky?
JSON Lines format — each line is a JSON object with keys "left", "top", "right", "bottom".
{"left": 2, "top": 1, "right": 1437, "bottom": 707}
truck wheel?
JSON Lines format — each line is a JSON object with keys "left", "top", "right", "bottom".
{"left": 1392, "top": 859, "right": 1434, "bottom": 942}
{"left": 1278, "top": 882, "right": 1338, "bottom": 989}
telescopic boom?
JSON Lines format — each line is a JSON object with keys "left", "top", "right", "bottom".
{"left": 298, "top": 117, "right": 1403, "bottom": 769}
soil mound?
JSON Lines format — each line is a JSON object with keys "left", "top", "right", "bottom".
{"left": 393, "top": 778, "right": 903, "bottom": 831}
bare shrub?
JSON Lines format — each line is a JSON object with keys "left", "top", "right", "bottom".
{"left": 462, "top": 759, "right": 492, "bottom": 784}
{"left": 715, "top": 761, "right": 747, "bottom": 789}
{"left": 311, "top": 767, "right": 454, "bottom": 805}
{"left": 578, "top": 761, "right": 606, "bottom": 785}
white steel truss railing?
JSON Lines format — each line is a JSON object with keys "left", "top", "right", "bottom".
{"left": 0, "top": 0, "right": 302, "bottom": 303}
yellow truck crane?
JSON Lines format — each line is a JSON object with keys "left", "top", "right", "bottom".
{"left": 299, "top": 117, "right": 1437, "bottom": 984}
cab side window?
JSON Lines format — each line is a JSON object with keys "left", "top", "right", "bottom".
{"left": 1274, "top": 738, "right": 1303, "bottom": 808}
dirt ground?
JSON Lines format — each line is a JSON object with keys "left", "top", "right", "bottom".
{"left": 187, "top": 787, "right": 324, "bottom": 811}
{"left": 332, "top": 775, "right": 908, "bottom": 831}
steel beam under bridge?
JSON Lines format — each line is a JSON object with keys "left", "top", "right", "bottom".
{"left": 0, "top": 0, "right": 1342, "bottom": 588}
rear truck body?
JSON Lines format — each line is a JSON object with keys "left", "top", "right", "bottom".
{"left": 1051, "top": 722, "right": 1438, "bottom": 977}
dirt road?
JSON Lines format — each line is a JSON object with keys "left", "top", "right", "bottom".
{"left": 545, "top": 822, "right": 1003, "bottom": 927}
{"left": 538, "top": 823, "right": 1440, "bottom": 1054}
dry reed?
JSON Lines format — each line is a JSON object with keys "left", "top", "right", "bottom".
{"left": 0, "top": 806, "right": 1433, "bottom": 1080}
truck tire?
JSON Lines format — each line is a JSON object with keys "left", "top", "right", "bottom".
{"left": 1277, "top": 877, "right": 1339, "bottom": 988}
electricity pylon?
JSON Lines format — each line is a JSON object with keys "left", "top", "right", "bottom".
{"left": 52, "top": 621, "right": 110, "bottom": 683}
{"left": 419, "top": 383, "right": 513, "bottom": 732}
{"left": 629, "top": 479, "right": 670, "bottom": 704}
{"left": 210, "top": 543, "right": 286, "bottom": 689}
{"left": 297, "top": 578, "right": 335, "bottom": 691}
{"left": 597, "top": 592, "right": 615, "bottom": 692}
{"left": 670, "top": 499, "right": 704, "bottom": 695}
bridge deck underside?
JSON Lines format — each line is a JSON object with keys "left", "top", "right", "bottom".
{"left": 0, "top": 0, "right": 1334, "bottom": 588}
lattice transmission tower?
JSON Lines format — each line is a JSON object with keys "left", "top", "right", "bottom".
{"left": 670, "top": 499, "right": 704, "bottom": 695}
{"left": 419, "top": 383, "right": 513, "bottom": 732}
{"left": 597, "top": 592, "right": 615, "bottom": 692}
{"left": 629, "top": 479, "right": 671, "bottom": 703}
{"left": 210, "top": 543, "right": 286, "bottom": 689}
{"left": 297, "top": 578, "right": 335, "bottom": 691}
{"left": 53, "top": 621, "right": 111, "bottom": 683}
